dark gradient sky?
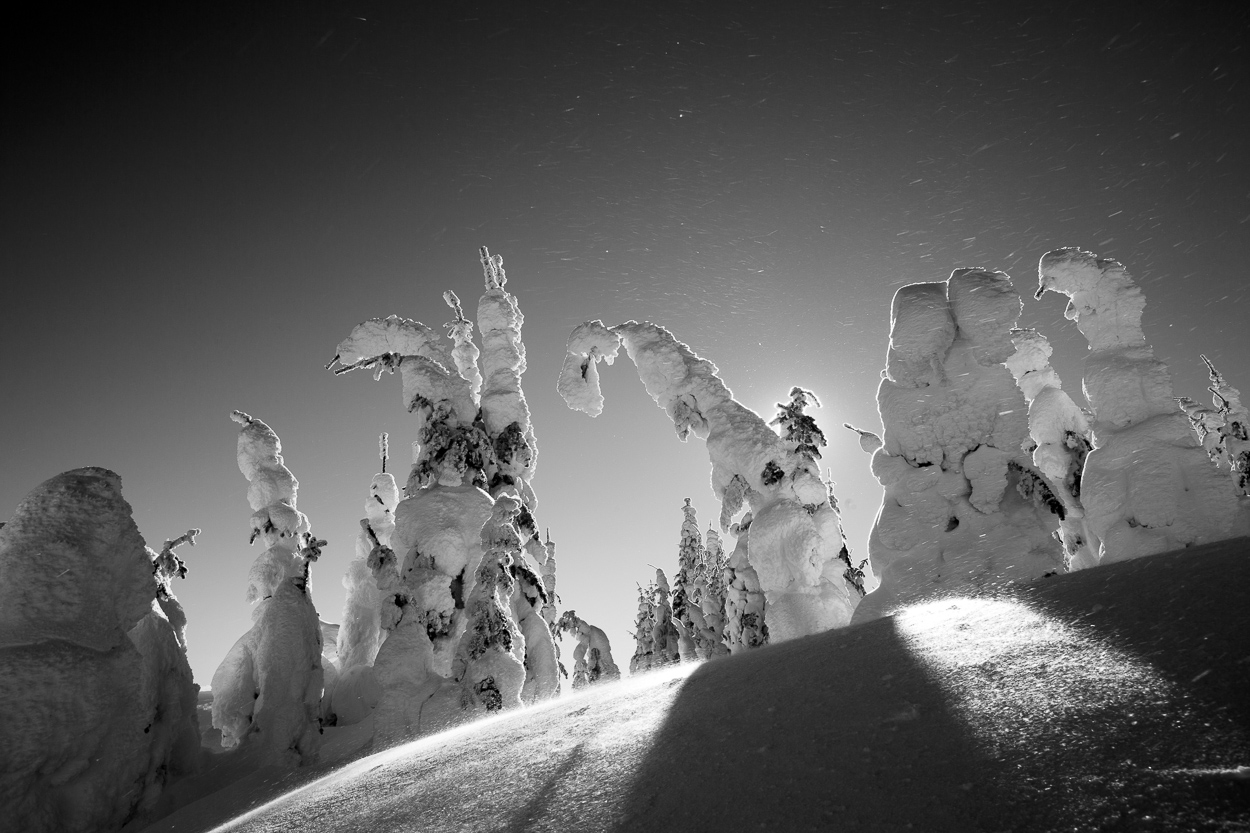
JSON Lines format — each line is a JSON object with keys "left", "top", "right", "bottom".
{"left": 3, "top": 2, "right": 1247, "bottom": 683}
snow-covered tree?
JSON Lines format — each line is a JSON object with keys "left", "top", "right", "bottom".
{"left": 556, "top": 611, "right": 620, "bottom": 688}
{"left": 697, "top": 525, "right": 731, "bottom": 658}
{"left": 327, "top": 246, "right": 559, "bottom": 741}
{"left": 211, "top": 413, "right": 324, "bottom": 766}
{"left": 328, "top": 437, "right": 399, "bottom": 726}
{"left": 629, "top": 580, "right": 658, "bottom": 674}
{"left": 0, "top": 469, "right": 200, "bottom": 833}
{"left": 1177, "top": 355, "right": 1250, "bottom": 498}
{"left": 451, "top": 495, "right": 527, "bottom": 715}
{"left": 853, "top": 269, "right": 1065, "bottom": 621}
{"left": 559, "top": 320, "right": 859, "bottom": 642}
{"left": 1004, "top": 328, "right": 1098, "bottom": 569}
{"left": 1036, "top": 249, "right": 1247, "bottom": 561}
{"left": 650, "top": 568, "right": 681, "bottom": 667}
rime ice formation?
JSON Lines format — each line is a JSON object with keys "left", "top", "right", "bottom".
{"left": 211, "top": 414, "right": 324, "bottom": 766}
{"left": 854, "top": 269, "right": 1065, "bottom": 621}
{"left": 1177, "top": 355, "right": 1250, "bottom": 498}
{"left": 452, "top": 495, "right": 527, "bottom": 715}
{"left": 1004, "top": 329, "right": 1098, "bottom": 569}
{"left": 721, "top": 516, "right": 768, "bottom": 652}
{"left": 328, "top": 246, "right": 558, "bottom": 741}
{"left": 1036, "top": 248, "right": 1244, "bottom": 561}
{"left": 0, "top": 469, "right": 199, "bottom": 833}
{"left": 559, "top": 320, "right": 859, "bottom": 642}
{"left": 556, "top": 611, "right": 620, "bottom": 688}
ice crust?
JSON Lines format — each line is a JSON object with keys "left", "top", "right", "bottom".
{"left": 856, "top": 270, "right": 1064, "bottom": 621}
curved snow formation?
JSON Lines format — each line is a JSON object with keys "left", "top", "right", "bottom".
{"left": 1036, "top": 248, "right": 1245, "bottom": 561}
{"left": 0, "top": 468, "right": 199, "bottom": 833}
{"left": 857, "top": 269, "right": 1064, "bottom": 622}
{"left": 559, "top": 320, "right": 858, "bottom": 642}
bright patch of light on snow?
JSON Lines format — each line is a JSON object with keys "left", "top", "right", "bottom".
{"left": 208, "top": 661, "right": 699, "bottom": 833}
{"left": 893, "top": 597, "right": 1164, "bottom": 754}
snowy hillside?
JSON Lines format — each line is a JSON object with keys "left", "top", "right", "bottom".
{"left": 138, "top": 537, "right": 1250, "bottom": 833}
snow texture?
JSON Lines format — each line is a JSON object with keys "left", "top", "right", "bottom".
{"left": 856, "top": 270, "right": 1064, "bottom": 621}
{"left": 559, "top": 320, "right": 858, "bottom": 642}
{"left": 0, "top": 469, "right": 199, "bottom": 833}
{"left": 1037, "top": 248, "right": 1246, "bottom": 561}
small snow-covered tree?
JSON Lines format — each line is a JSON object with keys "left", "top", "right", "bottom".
{"left": 650, "top": 569, "right": 681, "bottom": 667}
{"left": 697, "top": 525, "right": 731, "bottom": 658}
{"left": 1036, "top": 249, "right": 1247, "bottom": 560}
{"left": 629, "top": 580, "right": 657, "bottom": 674}
{"left": 556, "top": 611, "right": 620, "bottom": 688}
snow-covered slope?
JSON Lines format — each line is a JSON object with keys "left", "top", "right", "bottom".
{"left": 138, "top": 537, "right": 1250, "bottom": 833}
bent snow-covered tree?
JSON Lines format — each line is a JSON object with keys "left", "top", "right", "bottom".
{"left": 1036, "top": 248, "right": 1247, "bottom": 561}
{"left": 325, "top": 246, "right": 559, "bottom": 742}
{"left": 558, "top": 320, "right": 858, "bottom": 642}
{"left": 1177, "top": 355, "right": 1250, "bottom": 499}
{"left": 851, "top": 269, "right": 1065, "bottom": 621}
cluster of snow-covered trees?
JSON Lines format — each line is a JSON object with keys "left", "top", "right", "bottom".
{"left": 2, "top": 244, "right": 1247, "bottom": 833}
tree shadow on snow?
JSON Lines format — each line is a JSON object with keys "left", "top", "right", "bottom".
{"left": 610, "top": 614, "right": 1001, "bottom": 833}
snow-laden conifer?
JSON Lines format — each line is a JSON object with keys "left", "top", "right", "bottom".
{"left": 559, "top": 321, "right": 858, "bottom": 642}
{"left": 629, "top": 580, "right": 658, "bottom": 674}
{"left": 210, "top": 413, "right": 324, "bottom": 766}
{"left": 556, "top": 611, "right": 620, "bottom": 688}
{"left": 854, "top": 269, "right": 1064, "bottom": 621}
{"left": 698, "top": 525, "right": 731, "bottom": 658}
{"left": 1036, "top": 249, "right": 1247, "bottom": 560}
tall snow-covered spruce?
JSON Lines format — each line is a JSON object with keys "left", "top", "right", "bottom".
{"left": 558, "top": 321, "right": 859, "bottom": 644}
{"left": 0, "top": 469, "right": 201, "bottom": 833}
{"left": 851, "top": 269, "right": 1065, "bottom": 621}
{"left": 325, "top": 247, "right": 559, "bottom": 743}
{"left": 1036, "top": 248, "right": 1247, "bottom": 561}
{"left": 210, "top": 412, "right": 325, "bottom": 767}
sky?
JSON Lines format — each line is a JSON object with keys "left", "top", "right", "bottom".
{"left": 3, "top": 1, "right": 1248, "bottom": 685}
